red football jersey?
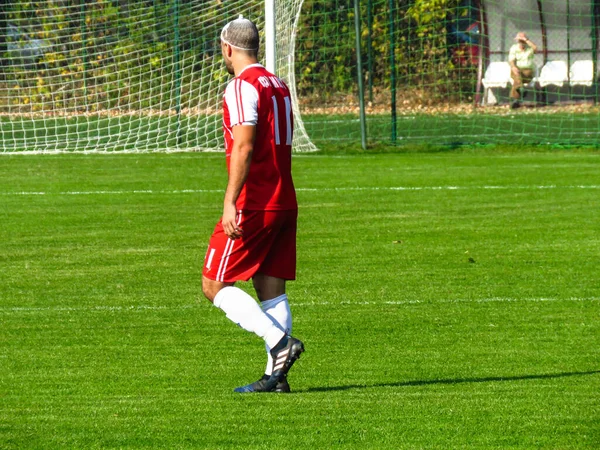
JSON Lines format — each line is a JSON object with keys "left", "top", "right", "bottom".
{"left": 222, "top": 64, "right": 297, "bottom": 211}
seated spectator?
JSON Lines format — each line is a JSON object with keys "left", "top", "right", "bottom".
{"left": 508, "top": 32, "right": 537, "bottom": 108}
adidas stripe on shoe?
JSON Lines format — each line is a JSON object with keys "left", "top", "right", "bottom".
{"left": 264, "top": 335, "right": 304, "bottom": 391}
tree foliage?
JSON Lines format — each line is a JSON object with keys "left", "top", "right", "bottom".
{"left": 296, "top": 0, "right": 478, "bottom": 105}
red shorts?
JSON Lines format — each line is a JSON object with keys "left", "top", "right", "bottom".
{"left": 203, "top": 209, "right": 297, "bottom": 283}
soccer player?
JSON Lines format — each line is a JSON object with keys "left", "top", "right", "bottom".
{"left": 201, "top": 16, "right": 304, "bottom": 393}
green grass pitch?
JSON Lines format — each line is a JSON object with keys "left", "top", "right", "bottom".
{"left": 306, "top": 113, "right": 600, "bottom": 145}
{"left": 1, "top": 148, "right": 599, "bottom": 448}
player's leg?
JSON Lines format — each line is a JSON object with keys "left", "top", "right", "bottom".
{"left": 234, "top": 275, "right": 294, "bottom": 393}
{"left": 253, "top": 273, "right": 291, "bottom": 374}
{"left": 254, "top": 211, "right": 303, "bottom": 391}
{"left": 201, "top": 276, "right": 233, "bottom": 303}
{"left": 233, "top": 210, "right": 304, "bottom": 393}
{"left": 201, "top": 276, "right": 284, "bottom": 349}
{"left": 202, "top": 217, "right": 285, "bottom": 360}
{"left": 253, "top": 272, "right": 286, "bottom": 301}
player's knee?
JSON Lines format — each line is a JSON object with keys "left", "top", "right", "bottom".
{"left": 202, "top": 276, "right": 234, "bottom": 303}
{"left": 202, "top": 276, "right": 218, "bottom": 303}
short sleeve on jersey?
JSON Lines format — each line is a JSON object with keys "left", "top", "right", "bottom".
{"left": 224, "top": 79, "right": 259, "bottom": 127}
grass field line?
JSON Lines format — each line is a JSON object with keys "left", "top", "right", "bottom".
{"left": 1, "top": 185, "right": 600, "bottom": 197}
{"left": 2, "top": 296, "right": 598, "bottom": 314}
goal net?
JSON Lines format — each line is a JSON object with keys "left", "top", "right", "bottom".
{"left": 0, "top": 0, "right": 316, "bottom": 153}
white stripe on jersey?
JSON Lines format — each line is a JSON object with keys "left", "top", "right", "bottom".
{"left": 235, "top": 79, "right": 244, "bottom": 123}
{"left": 224, "top": 79, "right": 259, "bottom": 127}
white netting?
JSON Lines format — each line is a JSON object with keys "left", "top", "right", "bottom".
{"left": 0, "top": 0, "right": 316, "bottom": 153}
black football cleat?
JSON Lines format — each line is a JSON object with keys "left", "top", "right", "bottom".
{"left": 264, "top": 335, "right": 304, "bottom": 391}
{"left": 234, "top": 374, "right": 291, "bottom": 393}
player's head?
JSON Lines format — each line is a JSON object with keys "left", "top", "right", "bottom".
{"left": 220, "top": 16, "right": 259, "bottom": 74}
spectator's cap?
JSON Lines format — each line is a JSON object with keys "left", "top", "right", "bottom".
{"left": 221, "top": 15, "right": 259, "bottom": 51}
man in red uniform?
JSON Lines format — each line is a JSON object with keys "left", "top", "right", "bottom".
{"left": 202, "top": 16, "right": 304, "bottom": 393}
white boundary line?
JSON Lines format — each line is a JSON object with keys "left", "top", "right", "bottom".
{"left": 1, "top": 185, "right": 599, "bottom": 197}
{"left": 1, "top": 296, "right": 598, "bottom": 314}
{"left": 300, "top": 296, "right": 600, "bottom": 306}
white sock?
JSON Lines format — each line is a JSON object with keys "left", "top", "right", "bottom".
{"left": 261, "top": 294, "right": 292, "bottom": 376}
{"left": 213, "top": 286, "right": 284, "bottom": 349}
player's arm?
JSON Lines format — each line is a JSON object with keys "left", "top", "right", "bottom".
{"left": 222, "top": 124, "right": 256, "bottom": 239}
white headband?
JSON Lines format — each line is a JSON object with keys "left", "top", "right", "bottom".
{"left": 220, "top": 15, "right": 259, "bottom": 51}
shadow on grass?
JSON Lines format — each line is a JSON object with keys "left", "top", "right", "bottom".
{"left": 302, "top": 369, "right": 600, "bottom": 393}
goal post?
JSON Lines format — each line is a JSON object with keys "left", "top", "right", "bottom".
{"left": 0, "top": 0, "right": 316, "bottom": 154}
{"left": 265, "top": 0, "right": 276, "bottom": 73}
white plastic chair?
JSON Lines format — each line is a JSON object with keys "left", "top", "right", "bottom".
{"left": 538, "top": 61, "right": 569, "bottom": 87}
{"left": 481, "top": 61, "right": 512, "bottom": 89}
{"left": 481, "top": 61, "right": 512, "bottom": 105}
{"left": 569, "top": 60, "right": 594, "bottom": 87}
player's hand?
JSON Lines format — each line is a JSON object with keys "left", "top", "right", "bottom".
{"left": 222, "top": 203, "right": 243, "bottom": 240}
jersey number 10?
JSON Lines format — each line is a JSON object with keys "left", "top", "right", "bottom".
{"left": 271, "top": 95, "right": 292, "bottom": 146}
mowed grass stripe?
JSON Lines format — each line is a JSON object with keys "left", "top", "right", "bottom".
{"left": 1, "top": 295, "right": 599, "bottom": 314}
{"left": 2, "top": 184, "right": 600, "bottom": 196}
